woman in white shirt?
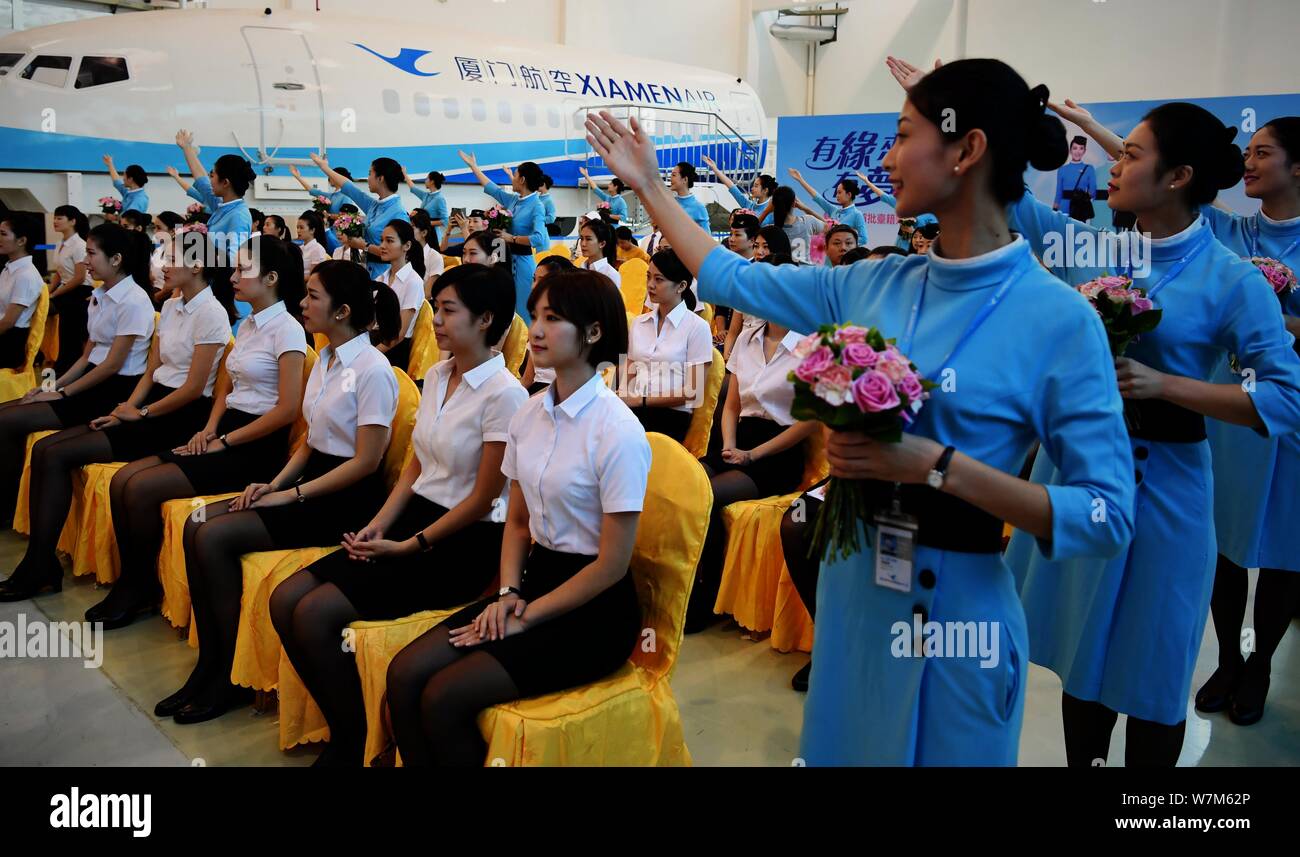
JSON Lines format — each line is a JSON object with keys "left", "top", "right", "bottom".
{"left": 0, "top": 213, "right": 48, "bottom": 371}
{"left": 297, "top": 209, "right": 329, "bottom": 279}
{"left": 89, "top": 236, "right": 308, "bottom": 630}
{"left": 687, "top": 278, "right": 819, "bottom": 632}
{"left": 49, "top": 205, "right": 95, "bottom": 376}
{"left": 272, "top": 263, "right": 526, "bottom": 766}
{"left": 386, "top": 269, "right": 651, "bottom": 767}
{"left": 0, "top": 224, "right": 154, "bottom": 590}
{"left": 157, "top": 259, "right": 401, "bottom": 725}
{"left": 14, "top": 228, "right": 236, "bottom": 605}
{"left": 520, "top": 255, "right": 576, "bottom": 394}
{"left": 409, "top": 209, "right": 445, "bottom": 299}
{"left": 576, "top": 216, "right": 622, "bottom": 288}
{"left": 374, "top": 220, "right": 426, "bottom": 370}
{"left": 619, "top": 248, "right": 713, "bottom": 443}
{"left": 330, "top": 204, "right": 366, "bottom": 265}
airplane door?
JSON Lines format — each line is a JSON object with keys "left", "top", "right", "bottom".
{"left": 240, "top": 26, "right": 325, "bottom": 165}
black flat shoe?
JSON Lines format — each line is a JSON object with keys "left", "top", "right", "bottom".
{"left": 87, "top": 598, "right": 157, "bottom": 631}
{"left": 791, "top": 661, "right": 812, "bottom": 692}
{"left": 1227, "top": 669, "right": 1270, "bottom": 726}
{"left": 172, "top": 687, "right": 254, "bottom": 725}
{"left": 155, "top": 685, "right": 202, "bottom": 718}
{"left": 0, "top": 572, "right": 62, "bottom": 602}
{"left": 1194, "top": 662, "right": 1242, "bottom": 713}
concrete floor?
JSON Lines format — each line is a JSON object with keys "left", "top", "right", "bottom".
{"left": 0, "top": 529, "right": 1296, "bottom": 766}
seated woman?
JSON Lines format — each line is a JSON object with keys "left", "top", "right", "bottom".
{"left": 384, "top": 269, "right": 650, "bottom": 767}
{"left": 13, "top": 229, "right": 235, "bottom": 605}
{"left": 686, "top": 303, "right": 818, "bottom": 632}
{"left": 88, "top": 236, "right": 307, "bottom": 628}
{"left": 297, "top": 209, "right": 330, "bottom": 278}
{"left": 0, "top": 212, "right": 47, "bottom": 372}
{"left": 0, "top": 224, "right": 155, "bottom": 596}
{"left": 271, "top": 263, "right": 527, "bottom": 766}
{"left": 408, "top": 209, "right": 445, "bottom": 299}
{"left": 156, "top": 260, "right": 401, "bottom": 725}
{"left": 520, "top": 255, "right": 576, "bottom": 395}
{"left": 619, "top": 248, "right": 713, "bottom": 444}
{"left": 576, "top": 216, "right": 621, "bottom": 288}
{"left": 373, "top": 220, "right": 426, "bottom": 370}
{"left": 722, "top": 225, "right": 795, "bottom": 360}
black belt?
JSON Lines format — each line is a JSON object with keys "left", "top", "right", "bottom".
{"left": 861, "top": 479, "right": 1005, "bottom": 554}
{"left": 1125, "top": 398, "right": 1206, "bottom": 443}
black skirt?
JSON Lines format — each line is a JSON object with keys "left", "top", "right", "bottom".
{"left": 48, "top": 368, "right": 142, "bottom": 427}
{"left": 252, "top": 449, "right": 389, "bottom": 548}
{"left": 97, "top": 384, "right": 213, "bottom": 462}
{"left": 703, "top": 415, "right": 806, "bottom": 498}
{"left": 158, "top": 408, "right": 292, "bottom": 495}
{"left": 306, "top": 495, "right": 502, "bottom": 620}
{"left": 0, "top": 325, "right": 30, "bottom": 370}
{"left": 51, "top": 285, "right": 92, "bottom": 376}
{"left": 435, "top": 546, "right": 640, "bottom": 698}
{"left": 629, "top": 405, "right": 693, "bottom": 445}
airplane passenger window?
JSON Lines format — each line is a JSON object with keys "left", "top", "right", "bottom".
{"left": 547, "top": 107, "right": 561, "bottom": 129}
{"left": 471, "top": 98, "right": 486, "bottom": 121}
{"left": 522, "top": 103, "right": 537, "bottom": 127}
{"left": 0, "top": 53, "right": 25, "bottom": 77}
{"left": 443, "top": 97, "right": 460, "bottom": 119}
{"left": 20, "top": 55, "right": 71, "bottom": 88}
{"left": 414, "top": 92, "right": 432, "bottom": 117}
{"left": 498, "top": 101, "right": 512, "bottom": 123}
{"left": 383, "top": 89, "right": 400, "bottom": 114}
{"left": 74, "top": 56, "right": 129, "bottom": 89}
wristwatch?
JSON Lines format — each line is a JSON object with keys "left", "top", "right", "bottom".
{"left": 926, "top": 445, "right": 957, "bottom": 490}
{"left": 295, "top": 484, "right": 306, "bottom": 503}
{"left": 497, "top": 586, "right": 522, "bottom": 599}
{"left": 138, "top": 406, "right": 150, "bottom": 419}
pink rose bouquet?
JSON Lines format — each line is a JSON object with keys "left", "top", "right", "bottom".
{"left": 789, "top": 323, "right": 936, "bottom": 562}
{"left": 1075, "top": 274, "right": 1162, "bottom": 356}
{"left": 98, "top": 197, "right": 122, "bottom": 215}
{"left": 485, "top": 206, "right": 513, "bottom": 233}
{"left": 334, "top": 211, "right": 367, "bottom": 240}
{"left": 1249, "top": 256, "right": 1297, "bottom": 299}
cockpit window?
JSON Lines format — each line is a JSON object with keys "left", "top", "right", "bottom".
{"left": 20, "top": 55, "right": 71, "bottom": 87}
{"left": 75, "top": 56, "right": 129, "bottom": 89}
{"left": 0, "top": 53, "right": 25, "bottom": 76}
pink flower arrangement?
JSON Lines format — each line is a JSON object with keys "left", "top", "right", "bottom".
{"left": 1249, "top": 256, "right": 1298, "bottom": 298}
{"left": 182, "top": 202, "right": 207, "bottom": 226}
{"left": 597, "top": 201, "right": 611, "bottom": 211}
{"left": 334, "top": 212, "right": 367, "bottom": 239}
{"left": 1075, "top": 274, "right": 1162, "bottom": 356}
{"left": 809, "top": 232, "right": 827, "bottom": 265}
{"left": 484, "top": 206, "right": 512, "bottom": 233}
{"left": 789, "top": 323, "right": 936, "bottom": 562}
{"left": 177, "top": 222, "right": 208, "bottom": 235}
{"left": 98, "top": 197, "right": 121, "bottom": 215}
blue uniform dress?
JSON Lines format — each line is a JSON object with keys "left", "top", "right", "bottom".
{"left": 877, "top": 192, "right": 937, "bottom": 250}
{"left": 1200, "top": 205, "right": 1300, "bottom": 572}
{"left": 811, "top": 196, "right": 869, "bottom": 246}
{"left": 676, "top": 192, "right": 711, "bottom": 233}
{"left": 1004, "top": 193, "right": 1300, "bottom": 726}
{"left": 186, "top": 177, "right": 253, "bottom": 324}
{"left": 1053, "top": 162, "right": 1098, "bottom": 213}
{"left": 485, "top": 182, "right": 548, "bottom": 319}
{"left": 113, "top": 179, "right": 149, "bottom": 214}
{"left": 591, "top": 186, "right": 629, "bottom": 223}
{"left": 697, "top": 235, "right": 1135, "bottom": 765}
{"left": 312, "top": 188, "right": 348, "bottom": 254}
{"left": 339, "top": 182, "right": 409, "bottom": 278}
{"left": 540, "top": 193, "right": 557, "bottom": 226}
{"left": 727, "top": 186, "right": 774, "bottom": 225}
{"left": 410, "top": 186, "right": 450, "bottom": 244}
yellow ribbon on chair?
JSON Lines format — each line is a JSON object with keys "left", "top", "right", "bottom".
{"left": 616, "top": 258, "right": 648, "bottom": 317}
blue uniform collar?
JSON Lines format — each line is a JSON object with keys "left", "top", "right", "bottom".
{"left": 925, "top": 235, "right": 1032, "bottom": 292}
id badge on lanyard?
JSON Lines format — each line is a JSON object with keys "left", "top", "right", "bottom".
{"left": 874, "top": 487, "right": 918, "bottom": 593}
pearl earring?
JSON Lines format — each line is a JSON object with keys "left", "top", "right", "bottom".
{"left": 953, "top": 166, "right": 959, "bottom": 174}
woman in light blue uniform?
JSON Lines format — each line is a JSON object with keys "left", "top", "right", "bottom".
{"left": 579, "top": 166, "right": 629, "bottom": 223}
{"left": 289, "top": 163, "right": 352, "bottom": 255}
{"left": 539, "top": 175, "right": 558, "bottom": 235}
{"left": 173, "top": 131, "right": 254, "bottom": 267}
{"left": 404, "top": 167, "right": 450, "bottom": 246}
{"left": 702, "top": 155, "right": 776, "bottom": 225}
{"left": 1191, "top": 117, "right": 1300, "bottom": 726}
{"left": 1003, "top": 102, "right": 1300, "bottom": 766}
{"left": 788, "top": 168, "right": 869, "bottom": 246}
{"left": 457, "top": 152, "right": 549, "bottom": 320}
{"left": 670, "top": 162, "right": 711, "bottom": 233}
{"left": 586, "top": 58, "right": 1137, "bottom": 766}
{"left": 309, "top": 153, "right": 410, "bottom": 279}
{"left": 103, "top": 155, "right": 149, "bottom": 216}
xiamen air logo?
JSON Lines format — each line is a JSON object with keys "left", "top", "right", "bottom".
{"left": 352, "top": 44, "right": 440, "bottom": 78}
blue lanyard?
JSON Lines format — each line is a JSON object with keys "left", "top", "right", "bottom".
{"left": 1123, "top": 228, "right": 1213, "bottom": 302}
{"left": 1249, "top": 215, "right": 1300, "bottom": 263}
{"left": 900, "top": 251, "right": 1036, "bottom": 379}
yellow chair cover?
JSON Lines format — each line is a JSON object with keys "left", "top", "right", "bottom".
{"left": 475, "top": 432, "right": 709, "bottom": 766}
{"left": 0, "top": 287, "right": 50, "bottom": 403}
{"left": 406, "top": 300, "right": 439, "bottom": 382}
{"left": 441, "top": 256, "right": 461, "bottom": 270}
{"left": 39, "top": 308, "right": 59, "bottom": 367}
{"left": 157, "top": 347, "right": 317, "bottom": 633}
{"left": 533, "top": 242, "right": 571, "bottom": 264}
{"left": 617, "top": 258, "right": 648, "bottom": 316}
{"left": 699, "top": 302, "right": 715, "bottom": 327}
{"left": 501, "top": 314, "right": 528, "bottom": 379}
{"left": 313, "top": 331, "right": 330, "bottom": 355}
{"left": 713, "top": 429, "right": 829, "bottom": 649}
{"left": 681, "top": 349, "right": 724, "bottom": 459}
{"left": 227, "top": 368, "right": 419, "bottom": 690}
